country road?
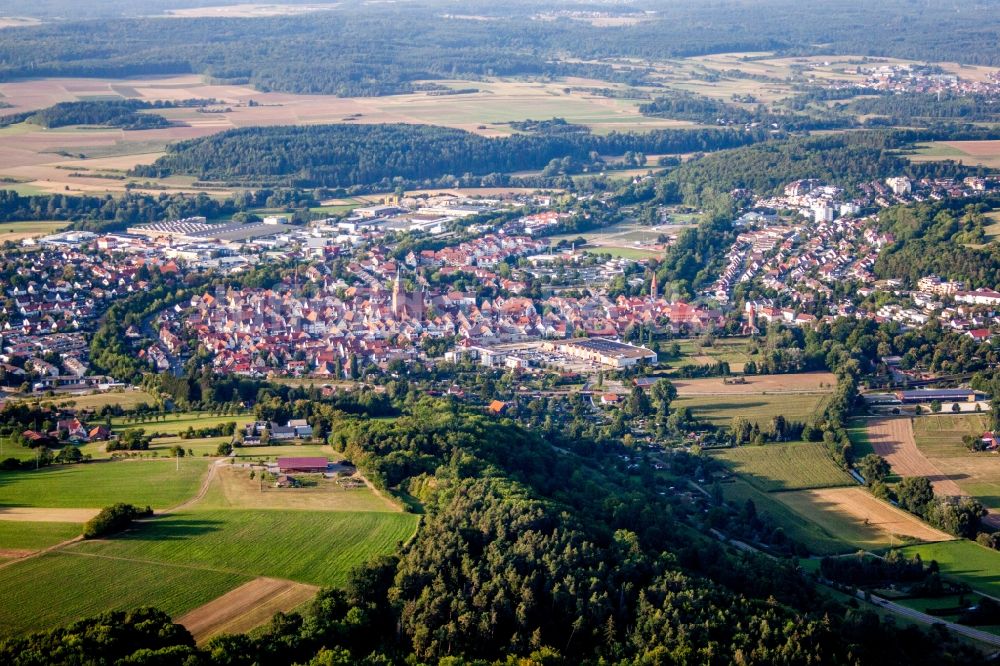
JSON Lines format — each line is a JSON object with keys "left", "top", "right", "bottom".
{"left": 860, "top": 590, "right": 1000, "bottom": 649}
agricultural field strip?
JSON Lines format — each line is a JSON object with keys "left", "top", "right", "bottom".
{"left": 176, "top": 577, "right": 320, "bottom": 643}
{"left": 56, "top": 547, "right": 258, "bottom": 577}
{"left": 865, "top": 417, "right": 964, "bottom": 497}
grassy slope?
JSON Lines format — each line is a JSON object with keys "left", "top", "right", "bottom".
{"left": 0, "top": 459, "right": 210, "bottom": 509}
{"left": 0, "top": 552, "right": 249, "bottom": 639}
{"left": 71, "top": 509, "right": 419, "bottom": 587}
{"left": 712, "top": 442, "right": 855, "bottom": 492}
{"left": 722, "top": 479, "right": 855, "bottom": 555}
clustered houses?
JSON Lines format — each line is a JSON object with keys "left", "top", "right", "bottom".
{"left": 177, "top": 267, "right": 726, "bottom": 377}
{"left": 824, "top": 63, "right": 1000, "bottom": 97}
{"left": 0, "top": 246, "right": 176, "bottom": 383}
{"left": 177, "top": 277, "right": 541, "bottom": 376}
{"left": 860, "top": 176, "right": 998, "bottom": 208}
{"left": 406, "top": 235, "right": 548, "bottom": 270}
{"left": 711, "top": 227, "right": 793, "bottom": 304}
{"left": 542, "top": 289, "right": 723, "bottom": 337}
{"left": 867, "top": 279, "right": 1000, "bottom": 337}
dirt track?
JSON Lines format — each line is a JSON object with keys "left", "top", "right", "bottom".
{"left": 177, "top": 577, "right": 319, "bottom": 643}
{"left": 0, "top": 507, "right": 99, "bottom": 523}
{"left": 866, "top": 418, "right": 964, "bottom": 497}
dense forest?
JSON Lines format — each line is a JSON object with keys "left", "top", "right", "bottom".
{"left": 650, "top": 129, "right": 992, "bottom": 204}
{"left": 0, "top": 396, "right": 984, "bottom": 664}
{"left": 131, "top": 123, "right": 769, "bottom": 189}
{"left": 1, "top": 1, "right": 1000, "bottom": 96}
{"left": 875, "top": 195, "right": 1000, "bottom": 289}
{"left": 0, "top": 99, "right": 213, "bottom": 130}
{"left": 845, "top": 93, "right": 1000, "bottom": 123}
{"left": 639, "top": 92, "right": 852, "bottom": 131}
{"left": 0, "top": 189, "right": 317, "bottom": 233}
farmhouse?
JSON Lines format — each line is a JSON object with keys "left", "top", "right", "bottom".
{"left": 277, "top": 457, "right": 329, "bottom": 473}
{"left": 544, "top": 338, "right": 657, "bottom": 368}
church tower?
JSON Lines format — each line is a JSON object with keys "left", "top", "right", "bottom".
{"left": 650, "top": 272, "right": 658, "bottom": 299}
{"left": 392, "top": 268, "right": 404, "bottom": 317}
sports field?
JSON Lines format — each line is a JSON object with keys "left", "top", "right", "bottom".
{"left": 900, "top": 540, "right": 1000, "bottom": 599}
{"left": 712, "top": 442, "right": 854, "bottom": 492}
{"left": 0, "top": 458, "right": 211, "bottom": 509}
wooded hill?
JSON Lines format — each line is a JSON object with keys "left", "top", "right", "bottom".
{"left": 130, "top": 123, "right": 769, "bottom": 189}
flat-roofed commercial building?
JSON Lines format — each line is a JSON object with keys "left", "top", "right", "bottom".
{"left": 545, "top": 338, "right": 657, "bottom": 368}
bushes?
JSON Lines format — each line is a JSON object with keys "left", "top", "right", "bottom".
{"left": 83, "top": 503, "right": 153, "bottom": 539}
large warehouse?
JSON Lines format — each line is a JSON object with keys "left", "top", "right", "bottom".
{"left": 893, "top": 388, "right": 984, "bottom": 403}
{"left": 546, "top": 338, "right": 658, "bottom": 368}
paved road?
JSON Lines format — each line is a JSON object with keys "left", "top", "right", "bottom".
{"left": 859, "top": 589, "right": 1000, "bottom": 649}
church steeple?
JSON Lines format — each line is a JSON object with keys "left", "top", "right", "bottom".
{"left": 650, "top": 271, "right": 658, "bottom": 299}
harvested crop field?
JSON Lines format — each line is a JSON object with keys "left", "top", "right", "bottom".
{"left": 176, "top": 577, "right": 319, "bottom": 643}
{"left": 910, "top": 140, "right": 1000, "bottom": 169}
{"left": 775, "top": 487, "right": 952, "bottom": 549}
{"left": 0, "top": 507, "right": 98, "bottom": 523}
{"left": 673, "top": 372, "right": 837, "bottom": 395}
{"left": 910, "top": 414, "right": 1000, "bottom": 527}
{"left": 865, "top": 418, "right": 964, "bottom": 497}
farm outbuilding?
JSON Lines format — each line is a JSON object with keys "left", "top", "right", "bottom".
{"left": 277, "top": 457, "right": 329, "bottom": 473}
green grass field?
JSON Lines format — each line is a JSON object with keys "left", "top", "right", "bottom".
{"left": 35, "top": 390, "right": 160, "bottom": 412}
{"left": 112, "top": 412, "right": 250, "bottom": 435}
{"left": 675, "top": 392, "right": 830, "bottom": 428}
{"left": 0, "top": 459, "right": 210, "bottom": 509}
{"left": 713, "top": 442, "right": 855, "bottom": 492}
{"left": 984, "top": 210, "right": 1000, "bottom": 242}
{"left": 846, "top": 420, "right": 875, "bottom": 458}
{"left": 910, "top": 413, "right": 1000, "bottom": 514}
{"left": 0, "top": 551, "right": 249, "bottom": 638}
{"left": 0, "top": 521, "right": 80, "bottom": 551}
{"left": 0, "top": 220, "right": 67, "bottom": 236}
{"left": 721, "top": 479, "right": 856, "bottom": 555}
{"left": 911, "top": 414, "right": 989, "bottom": 458}
{"left": 0, "top": 437, "right": 43, "bottom": 462}
{"left": 900, "top": 540, "right": 1000, "bottom": 598}
{"left": 673, "top": 337, "right": 756, "bottom": 372}
{"left": 72, "top": 509, "right": 419, "bottom": 587}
